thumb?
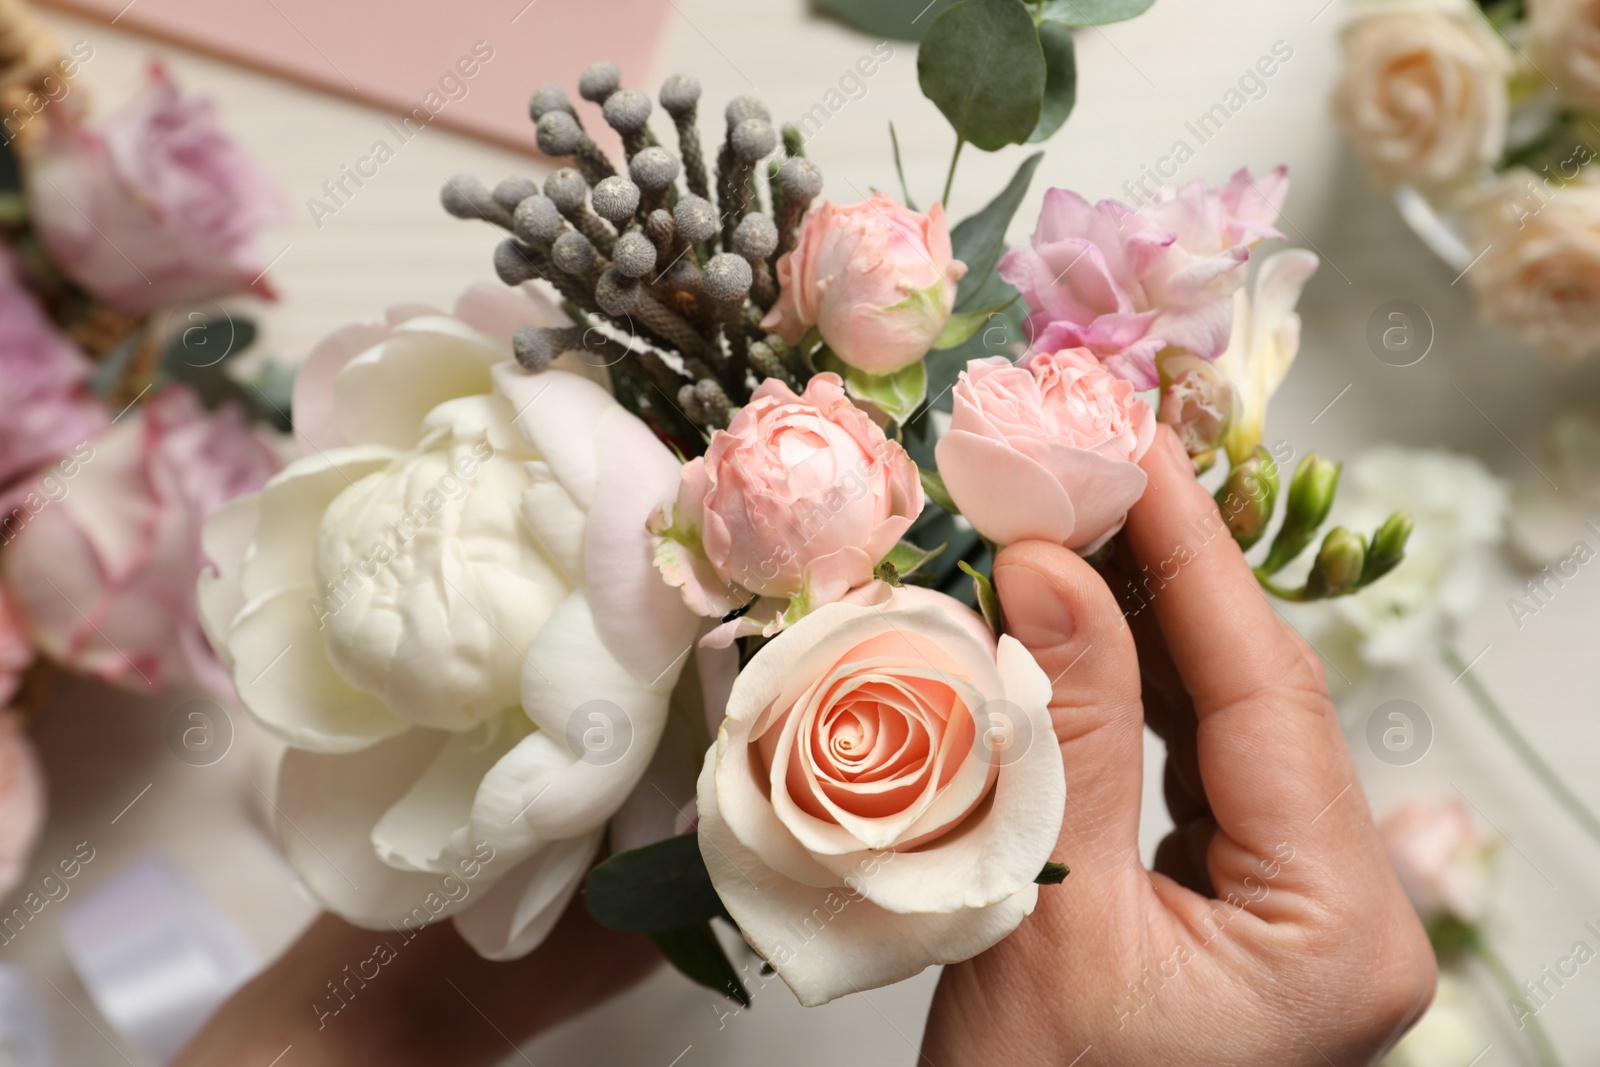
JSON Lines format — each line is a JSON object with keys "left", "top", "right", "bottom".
{"left": 994, "top": 540, "right": 1145, "bottom": 864}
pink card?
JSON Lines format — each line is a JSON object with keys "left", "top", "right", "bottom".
{"left": 40, "top": 0, "right": 673, "bottom": 153}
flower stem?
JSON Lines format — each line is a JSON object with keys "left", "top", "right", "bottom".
{"left": 1470, "top": 933, "right": 1564, "bottom": 1067}
{"left": 1443, "top": 646, "right": 1600, "bottom": 852}
{"left": 942, "top": 136, "right": 964, "bottom": 208}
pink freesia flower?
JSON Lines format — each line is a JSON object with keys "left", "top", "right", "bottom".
{"left": 1379, "top": 799, "right": 1497, "bottom": 924}
{"left": 2, "top": 386, "right": 282, "bottom": 695}
{"left": 762, "top": 194, "right": 967, "bottom": 375}
{"left": 999, "top": 167, "right": 1288, "bottom": 388}
{"left": 0, "top": 247, "right": 107, "bottom": 506}
{"left": 935, "top": 351, "right": 1156, "bottom": 552}
{"left": 0, "top": 709, "right": 45, "bottom": 899}
{"left": 26, "top": 62, "right": 284, "bottom": 315}
{"left": 651, "top": 373, "right": 922, "bottom": 645}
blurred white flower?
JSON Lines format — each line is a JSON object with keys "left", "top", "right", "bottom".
{"left": 1291, "top": 447, "right": 1508, "bottom": 670}
{"left": 1380, "top": 799, "right": 1497, "bottom": 925}
{"left": 1382, "top": 971, "right": 1489, "bottom": 1066}
{"left": 1213, "top": 248, "right": 1319, "bottom": 466}
{"left": 1509, "top": 409, "right": 1600, "bottom": 566}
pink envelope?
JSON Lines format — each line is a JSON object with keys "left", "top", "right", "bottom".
{"left": 40, "top": 0, "right": 673, "bottom": 153}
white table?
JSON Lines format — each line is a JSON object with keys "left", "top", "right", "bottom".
{"left": 13, "top": 1, "right": 1600, "bottom": 1063}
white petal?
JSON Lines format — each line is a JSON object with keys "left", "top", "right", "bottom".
{"left": 584, "top": 406, "right": 701, "bottom": 687}
{"left": 492, "top": 364, "right": 617, "bottom": 509}
{"left": 275, "top": 732, "right": 491, "bottom": 928}
{"left": 229, "top": 586, "right": 408, "bottom": 753}
{"left": 521, "top": 460, "right": 587, "bottom": 584}
{"left": 371, "top": 715, "right": 532, "bottom": 873}
{"left": 452, "top": 830, "right": 600, "bottom": 960}
{"left": 238, "top": 446, "right": 396, "bottom": 602}
{"left": 334, "top": 317, "right": 508, "bottom": 450}
{"left": 698, "top": 751, "right": 1038, "bottom": 1007}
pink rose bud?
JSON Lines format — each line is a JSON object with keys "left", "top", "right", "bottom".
{"left": 651, "top": 373, "right": 923, "bottom": 637}
{"left": 26, "top": 62, "right": 284, "bottom": 315}
{"left": 761, "top": 194, "right": 967, "bottom": 375}
{"left": 1158, "top": 352, "right": 1236, "bottom": 459}
{"left": 935, "top": 351, "right": 1156, "bottom": 553}
{"left": 1379, "top": 799, "right": 1497, "bottom": 925}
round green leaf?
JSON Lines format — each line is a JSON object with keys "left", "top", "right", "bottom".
{"left": 1028, "top": 21, "right": 1077, "bottom": 143}
{"left": 917, "top": 0, "right": 1046, "bottom": 152}
{"left": 1039, "top": 0, "right": 1156, "bottom": 26}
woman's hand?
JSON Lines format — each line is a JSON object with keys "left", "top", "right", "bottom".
{"left": 922, "top": 426, "right": 1436, "bottom": 1066}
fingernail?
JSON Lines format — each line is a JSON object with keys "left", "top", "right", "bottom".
{"left": 997, "top": 568, "right": 1073, "bottom": 648}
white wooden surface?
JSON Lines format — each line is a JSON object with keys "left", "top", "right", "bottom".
{"left": 10, "top": 1, "right": 1600, "bottom": 1064}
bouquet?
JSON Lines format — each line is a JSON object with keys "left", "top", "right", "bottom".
{"left": 199, "top": 0, "right": 1413, "bottom": 1009}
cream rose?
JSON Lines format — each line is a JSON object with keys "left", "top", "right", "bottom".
{"left": 1332, "top": 2, "right": 1511, "bottom": 192}
{"left": 199, "top": 284, "right": 697, "bottom": 958}
{"left": 1463, "top": 172, "right": 1600, "bottom": 360}
{"left": 1531, "top": 0, "right": 1600, "bottom": 107}
{"left": 697, "top": 586, "right": 1063, "bottom": 1005}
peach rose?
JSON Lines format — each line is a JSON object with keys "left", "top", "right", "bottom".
{"left": 697, "top": 586, "right": 1063, "bottom": 1005}
{"left": 651, "top": 373, "right": 922, "bottom": 644}
{"left": 761, "top": 194, "right": 967, "bottom": 375}
{"left": 1530, "top": 0, "right": 1600, "bottom": 108}
{"left": 1379, "top": 799, "right": 1496, "bottom": 924}
{"left": 935, "top": 351, "right": 1155, "bottom": 552}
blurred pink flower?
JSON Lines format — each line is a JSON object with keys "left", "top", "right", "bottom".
{"left": 26, "top": 62, "right": 284, "bottom": 315}
{"left": 999, "top": 167, "right": 1288, "bottom": 388}
{"left": 936, "top": 351, "right": 1155, "bottom": 553}
{"left": 0, "top": 592, "right": 34, "bottom": 708}
{"left": 0, "top": 247, "right": 107, "bottom": 504}
{"left": 0, "top": 709, "right": 45, "bottom": 899}
{"left": 1380, "top": 799, "right": 1497, "bottom": 925}
{"left": 2, "top": 386, "right": 282, "bottom": 695}
{"left": 762, "top": 194, "right": 967, "bottom": 375}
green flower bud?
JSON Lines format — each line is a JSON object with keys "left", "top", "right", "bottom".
{"left": 1361, "top": 510, "right": 1413, "bottom": 585}
{"left": 1260, "top": 453, "right": 1341, "bottom": 575}
{"left": 1215, "top": 446, "right": 1279, "bottom": 550}
{"left": 1304, "top": 526, "right": 1366, "bottom": 600}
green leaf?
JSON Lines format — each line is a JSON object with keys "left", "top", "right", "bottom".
{"left": 1035, "top": 861, "right": 1070, "bottom": 884}
{"left": 816, "top": 348, "right": 928, "bottom": 426}
{"left": 924, "top": 268, "right": 1029, "bottom": 414}
{"left": 950, "top": 151, "right": 1044, "bottom": 310}
{"left": 889, "top": 121, "right": 918, "bottom": 211}
{"left": 959, "top": 560, "right": 1004, "bottom": 637}
{"left": 585, "top": 833, "right": 728, "bottom": 933}
{"left": 932, "top": 295, "right": 1020, "bottom": 350}
{"left": 161, "top": 316, "right": 257, "bottom": 373}
{"left": 650, "top": 923, "right": 751, "bottom": 1007}
{"left": 812, "top": 0, "right": 958, "bottom": 40}
{"left": 882, "top": 539, "right": 946, "bottom": 579}
{"left": 1028, "top": 22, "right": 1077, "bottom": 142}
{"left": 920, "top": 467, "right": 959, "bottom": 514}
{"left": 1038, "top": 0, "right": 1156, "bottom": 26}
{"left": 917, "top": 0, "right": 1047, "bottom": 152}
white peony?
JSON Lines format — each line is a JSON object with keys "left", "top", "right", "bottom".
{"left": 1289, "top": 447, "right": 1508, "bottom": 671}
{"left": 198, "top": 284, "right": 698, "bottom": 957}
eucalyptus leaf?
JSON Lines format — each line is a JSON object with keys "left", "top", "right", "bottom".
{"left": 650, "top": 923, "right": 751, "bottom": 1007}
{"left": 1038, "top": 0, "right": 1156, "bottom": 26}
{"left": 950, "top": 151, "right": 1044, "bottom": 310}
{"left": 919, "top": 467, "right": 959, "bottom": 515}
{"left": 585, "top": 833, "right": 727, "bottom": 933}
{"left": 925, "top": 268, "right": 1030, "bottom": 415}
{"left": 889, "top": 121, "right": 918, "bottom": 211}
{"left": 813, "top": 0, "right": 958, "bottom": 40}
{"left": 1036, "top": 861, "right": 1070, "bottom": 884}
{"left": 160, "top": 316, "right": 257, "bottom": 374}
{"left": 1028, "top": 21, "right": 1077, "bottom": 142}
{"left": 918, "top": 0, "right": 1046, "bottom": 152}
{"left": 882, "top": 539, "right": 946, "bottom": 579}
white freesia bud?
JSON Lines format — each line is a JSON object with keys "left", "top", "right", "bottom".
{"left": 197, "top": 288, "right": 696, "bottom": 959}
{"left": 1214, "top": 249, "right": 1318, "bottom": 466}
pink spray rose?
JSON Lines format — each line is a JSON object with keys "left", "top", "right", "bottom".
{"left": 999, "top": 167, "right": 1288, "bottom": 388}
{"left": 0, "top": 247, "right": 107, "bottom": 504}
{"left": 3, "top": 386, "right": 281, "bottom": 695}
{"left": 0, "top": 709, "right": 45, "bottom": 899}
{"left": 935, "top": 351, "right": 1155, "bottom": 553}
{"left": 651, "top": 373, "right": 923, "bottom": 644}
{"left": 27, "top": 62, "right": 284, "bottom": 315}
{"left": 761, "top": 194, "right": 967, "bottom": 375}
{"left": 1379, "top": 799, "right": 1497, "bottom": 925}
